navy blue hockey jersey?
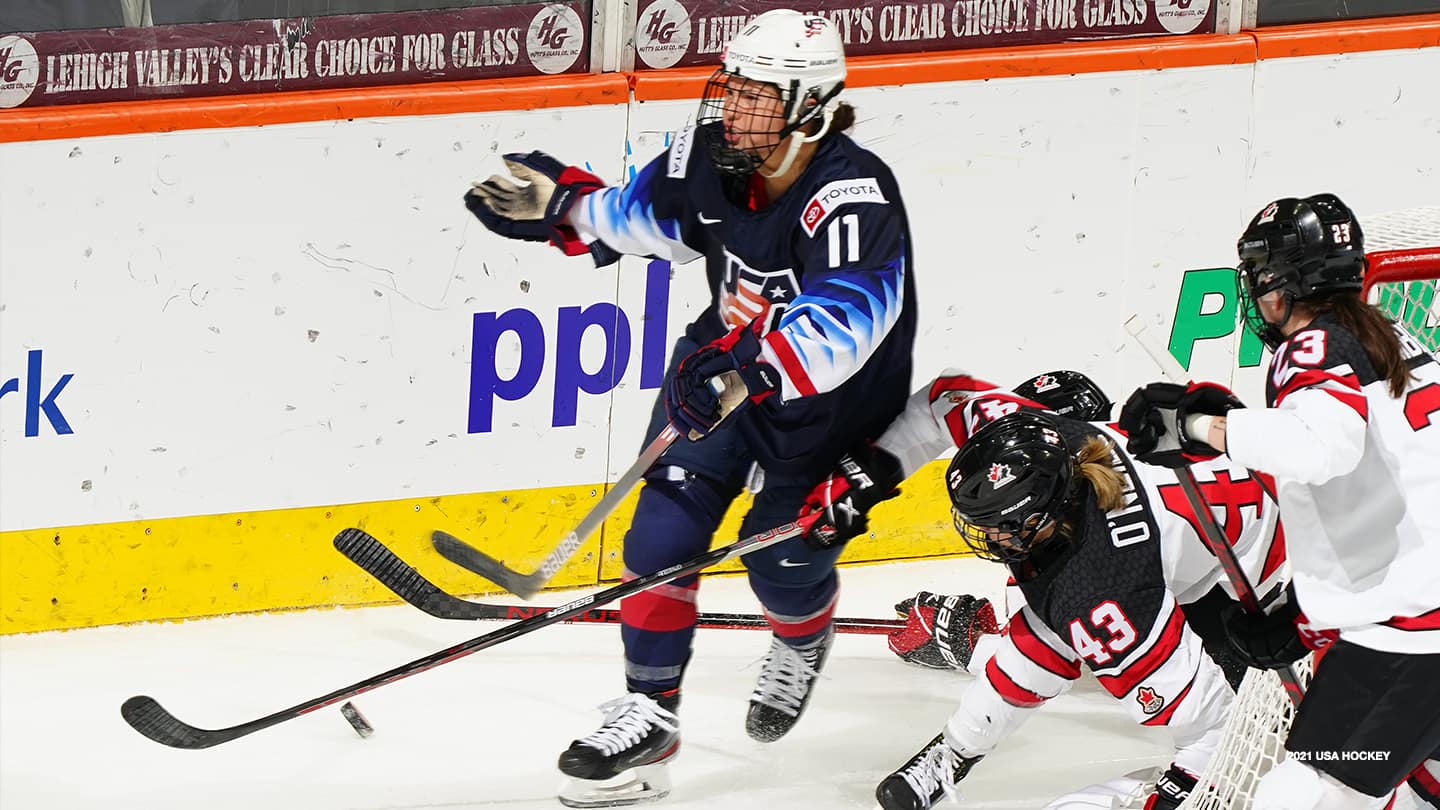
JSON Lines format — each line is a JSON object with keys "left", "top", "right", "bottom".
{"left": 570, "top": 124, "right": 917, "bottom": 474}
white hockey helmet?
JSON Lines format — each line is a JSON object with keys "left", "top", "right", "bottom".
{"left": 699, "top": 10, "right": 848, "bottom": 176}
{"left": 721, "top": 10, "right": 847, "bottom": 131}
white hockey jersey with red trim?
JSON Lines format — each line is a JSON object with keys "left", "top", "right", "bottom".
{"left": 880, "top": 372, "right": 1288, "bottom": 776}
{"left": 1226, "top": 317, "right": 1440, "bottom": 654}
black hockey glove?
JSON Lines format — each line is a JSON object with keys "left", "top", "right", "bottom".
{"left": 799, "top": 443, "right": 904, "bottom": 550}
{"left": 1118, "top": 381, "right": 1243, "bottom": 468}
{"left": 1221, "top": 585, "right": 1335, "bottom": 670}
{"left": 464, "top": 151, "right": 619, "bottom": 265}
{"left": 886, "top": 592, "right": 999, "bottom": 671}
{"left": 1143, "top": 764, "right": 1198, "bottom": 810}
{"left": 665, "top": 321, "right": 779, "bottom": 439}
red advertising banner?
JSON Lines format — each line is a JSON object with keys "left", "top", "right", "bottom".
{"left": 633, "top": 0, "right": 1217, "bottom": 69}
{"left": 0, "top": 3, "right": 591, "bottom": 109}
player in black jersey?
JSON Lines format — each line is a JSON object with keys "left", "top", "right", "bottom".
{"left": 1122, "top": 194, "right": 1440, "bottom": 810}
{"left": 801, "top": 371, "right": 1289, "bottom": 810}
{"left": 464, "top": 10, "right": 916, "bottom": 807}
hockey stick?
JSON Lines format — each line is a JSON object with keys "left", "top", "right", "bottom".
{"left": 336, "top": 529, "right": 903, "bottom": 634}
{"left": 440, "top": 423, "right": 679, "bottom": 600}
{"left": 1124, "top": 315, "right": 1306, "bottom": 705}
{"left": 121, "top": 518, "right": 814, "bottom": 750}
{"left": 436, "top": 375, "right": 748, "bottom": 599}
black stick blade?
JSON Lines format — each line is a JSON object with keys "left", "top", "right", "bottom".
{"left": 334, "top": 528, "right": 504, "bottom": 621}
{"left": 121, "top": 696, "right": 233, "bottom": 750}
{"left": 431, "top": 530, "right": 544, "bottom": 598}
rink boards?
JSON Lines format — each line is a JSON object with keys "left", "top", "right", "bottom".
{"left": 1, "top": 18, "right": 1437, "bottom": 632}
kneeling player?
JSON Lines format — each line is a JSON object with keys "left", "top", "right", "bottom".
{"left": 800, "top": 374, "right": 1290, "bottom": 810}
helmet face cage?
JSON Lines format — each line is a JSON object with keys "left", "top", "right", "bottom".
{"left": 1235, "top": 194, "right": 1366, "bottom": 349}
{"left": 697, "top": 70, "right": 790, "bottom": 176}
{"left": 1236, "top": 261, "right": 1293, "bottom": 350}
{"left": 952, "top": 506, "right": 1056, "bottom": 564}
{"left": 697, "top": 69, "right": 839, "bottom": 177}
{"left": 945, "top": 412, "right": 1074, "bottom": 564}
{"left": 697, "top": 10, "right": 846, "bottom": 177}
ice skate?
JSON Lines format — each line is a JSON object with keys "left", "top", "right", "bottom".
{"left": 745, "top": 628, "right": 833, "bottom": 742}
{"left": 875, "top": 733, "right": 982, "bottom": 810}
{"left": 558, "top": 691, "right": 680, "bottom": 808}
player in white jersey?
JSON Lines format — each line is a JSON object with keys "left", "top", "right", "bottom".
{"left": 800, "top": 372, "right": 1289, "bottom": 810}
{"left": 1120, "top": 193, "right": 1440, "bottom": 809}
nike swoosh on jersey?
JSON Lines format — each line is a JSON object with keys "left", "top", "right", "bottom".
{"left": 698, "top": 213, "right": 723, "bottom": 224}
{"left": 777, "top": 558, "right": 810, "bottom": 567}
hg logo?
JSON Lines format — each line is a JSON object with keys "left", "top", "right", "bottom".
{"left": 644, "top": 9, "right": 678, "bottom": 44}
{"left": 535, "top": 14, "right": 570, "bottom": 49}
{"left": 1, "top": 47, "right": 26, "bottom": 82}
{"left": 1, "top": 349, "right": 74, "bottom": 437}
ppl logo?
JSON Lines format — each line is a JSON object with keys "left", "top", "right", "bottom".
{"left": 467, "top": 260, "right": 672, "bottom": 434}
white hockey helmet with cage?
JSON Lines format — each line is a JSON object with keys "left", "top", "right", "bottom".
{"left": 699, "top": 10, "right": 848, "bottom": 176}
{"left": 723, "top": 10, "right": 846, "bottom": 130}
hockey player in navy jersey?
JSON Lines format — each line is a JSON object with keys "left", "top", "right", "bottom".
{"left": 1121, "top": 194, "right": 1440, "bottom": 810}
{"left": 463, "top": 10, "right": 916, "bottom": 807}
{"left": 800, "top": 372, "right": 1289, "bottom": 810}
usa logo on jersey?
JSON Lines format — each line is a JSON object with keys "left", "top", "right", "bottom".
{"left": 718, "top": 248, "right": 800, "bottom": 333}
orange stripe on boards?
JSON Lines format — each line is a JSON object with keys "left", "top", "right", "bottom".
{"left": 0, "top": 72, "right": 631, "bottom": 144}
{"left": 1253, "top": 13, "right": 1440, "bottom": 59}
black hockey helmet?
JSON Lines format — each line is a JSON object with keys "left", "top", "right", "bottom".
{"left": 946, "top": 411, "right": 1075, "bottom": 564}
{"left": 1013, "top": 370, "right": 1113, "bottom": 421}
{"left": 1236, "top": 193, "right": 1366, "bottom": 349}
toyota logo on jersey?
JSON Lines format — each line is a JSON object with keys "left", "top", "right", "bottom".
{"left": 987, "top": 463, "right": 1016, "bottom": 488}
{"left": 718, "top": 248, "right": 800, "bottom": 333}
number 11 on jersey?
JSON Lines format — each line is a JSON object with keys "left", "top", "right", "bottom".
{"left": 827, "top": 213, "right": 860, "bottom": 267}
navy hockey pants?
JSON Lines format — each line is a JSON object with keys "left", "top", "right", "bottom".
{"left": 619, "top": 337, "right": 844, "bottom": 693}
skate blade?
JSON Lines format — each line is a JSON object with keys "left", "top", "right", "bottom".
{"left": 558, "top": 763, "right": 672, "bottom": 808}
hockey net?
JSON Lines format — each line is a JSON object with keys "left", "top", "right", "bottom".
{"left": 1363, "top": 206, "right": 1440, "bottom": 354}
{"left": 1177, "top": 206, "right": 1440, "bottom": 810}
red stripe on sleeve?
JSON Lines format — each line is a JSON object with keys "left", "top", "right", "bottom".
{"left": 1261, "top": 520, "right": 1288, "bottom": 585}
{"left": 985, "top": 657, "right": 1048, "bottom": 708}
{"left": 763, "top": 331, "right": 817, "bottom": 397}
{"left": 1095, "top": 608, "right": 1187, "bottom": 698}
{"left": 1384, "top": 606, "right": 1440, "bottom": 631}
{"left": 1275, "top": 368, "right": 1363, "bottom": 409}
{"left": 1009, "top": 614, "right": 1083, "bottom": 680}
{"left": 927, "top": 374, "right": 1000, "bottom": 403}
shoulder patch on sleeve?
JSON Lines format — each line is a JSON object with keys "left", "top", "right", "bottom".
{"left": 667, "top": 126, "right": 696, "bottom": 179}
{"left": 799, "top": 177, "right": 888, "bottom": 236}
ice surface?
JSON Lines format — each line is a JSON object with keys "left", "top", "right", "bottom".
{"left": 0, "top": 558, "right": 1174, "bottom": 809}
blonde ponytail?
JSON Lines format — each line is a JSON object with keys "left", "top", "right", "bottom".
{"left": 1075, "top": 436, "right": 1125, "bottom": 512}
